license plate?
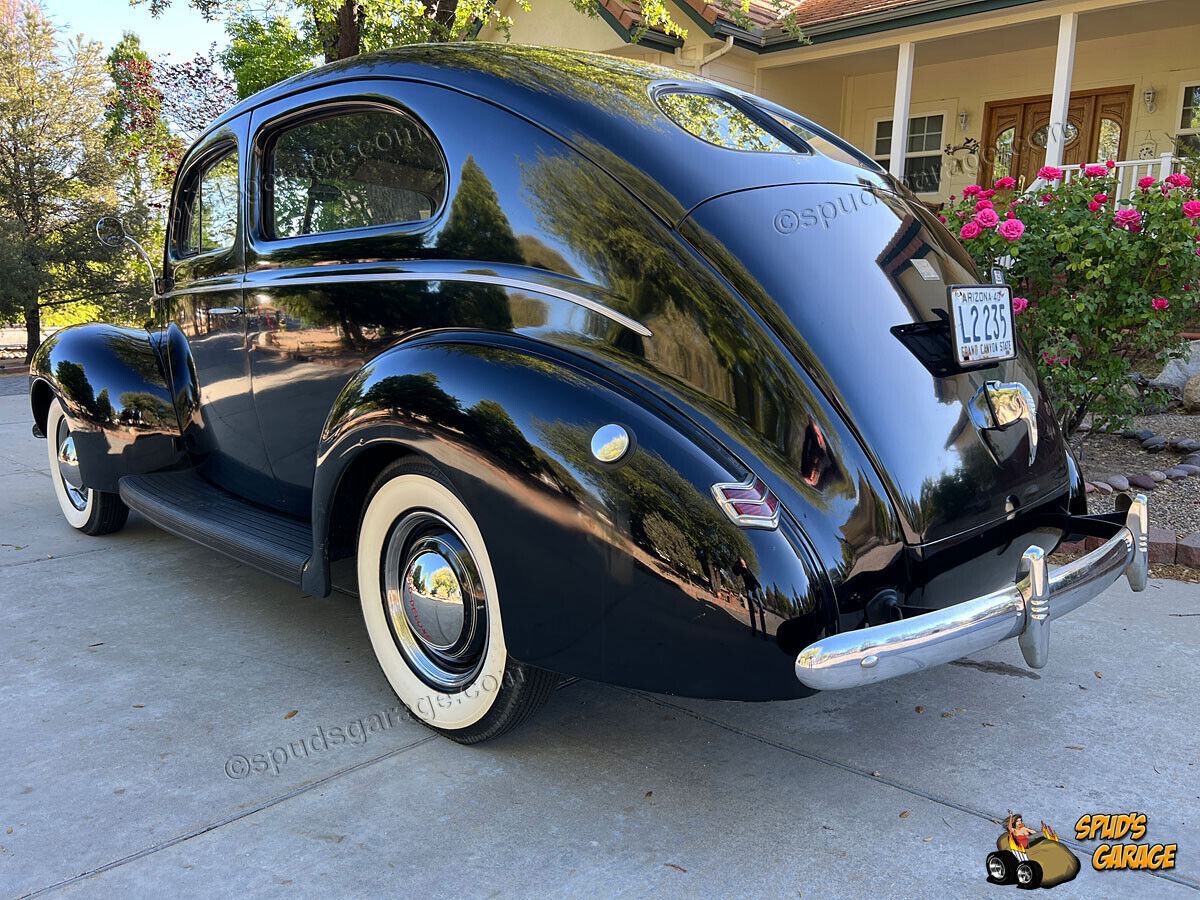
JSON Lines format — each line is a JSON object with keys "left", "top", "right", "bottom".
{"left": 947, "top": 284, "right": 1016, "bottom": 366}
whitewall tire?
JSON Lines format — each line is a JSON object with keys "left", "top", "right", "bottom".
{"left": 356, "top": 460, "right": 557, "bottom": 743}
{"left": 45, "top": 399, "right": 128, "bottom": 535}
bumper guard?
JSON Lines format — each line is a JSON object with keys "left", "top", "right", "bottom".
{"left": 795, "top": 495, "right": 1149, "bottom": 690}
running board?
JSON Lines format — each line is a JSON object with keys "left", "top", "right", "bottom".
{"left": 119, "top": 470, "right": 312, "bottom": 585}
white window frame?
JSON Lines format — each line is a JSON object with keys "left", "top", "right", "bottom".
{"left": 1176, "top": 80, "right": 1200, "bottom": 154}
{"left": 870, "top": 109, "right": 948, "bottom": 196}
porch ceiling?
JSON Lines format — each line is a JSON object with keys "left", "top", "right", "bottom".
{"left": 756, "top": 0, "right": 1196, "bottom": 73}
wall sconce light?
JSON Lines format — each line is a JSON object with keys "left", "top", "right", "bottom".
{"left": 1144, "top": 87, "right": 1157, "bottom": 114}
{"left": 959, "top": 110, "right": 969, "bottom": 131}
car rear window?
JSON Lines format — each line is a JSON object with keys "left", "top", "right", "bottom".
{"left": 656, "top": 92, "right": 794, "bottom": 153}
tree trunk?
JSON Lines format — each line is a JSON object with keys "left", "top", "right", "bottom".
{"left": 322, "top": 0, "right": 362, "bottom": 62}
{"left": 428, "top": 0, "right": 460, "bottom": 34}
{"left": 23, "top": 297, "right": 40, "bottom": 364}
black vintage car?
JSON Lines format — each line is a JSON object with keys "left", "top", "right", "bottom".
{"left": 29, "top": 44, "right": 1148, "bottom": 743}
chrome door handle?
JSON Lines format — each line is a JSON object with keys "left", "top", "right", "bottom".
{"left": 207, "top": 307, "right": 244, "bottom": 315}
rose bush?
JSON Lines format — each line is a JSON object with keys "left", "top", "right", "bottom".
{"left": 944, "top": 164, "right": 1200, "bottom": 435}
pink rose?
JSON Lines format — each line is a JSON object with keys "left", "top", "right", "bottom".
{"left": 1183, "top": 200, "right": 1200, "bottom": 219}
{"left": 981, "top": 189, "right": 996, "bottom": 199}
{"left": 949, "top": 194, "right": 956, "bottom": 201}
{"left": 959, "top": 221, "right": 983, "bottom": 240}
{"left": 962, "top": 185, "right": 982, "bottom": 197}
{"left": 1006, "top": 210, "right": 1015, "bottom": 219}
{"left": 1138, "top": 176, "right": 1155, "bottom": 190}
{"left": 937, "top": 215, "right": 947, "bottom": 223}
{"left": 1038, "top": 166, "right": 1064, "bottom": 180}
{"left": 1083, "top": 164, "right": 1108, "bottom": 177}
{"left": 975, "top": 199, "right": 994, "bottom": 211}
{"left": 1106, "top": 160, "right": 1116, "bottom": 169}
{"left": 994, "top": 177, "right": 1016, "bottom": 190}
{"left": 998, "top": 218, "right": 1025, "bottom": 241}
{"left": 1166, "top": 173, "right": 1194, "bottom": 189}
{"left": 1088, "top": 201, "right": 1101, "bottom": 212}
{"left": 1152, "top": 297, "right": 1169, "bottom": 311}
{"left": 1093, "top": 193, "right": 1108, "bottom": 203}
{"left": 1113, "top": 208, "right": 1143, "bottom": 230}
{"left": 975, "top": 208, "right": 1001, "bottom": 228}
{"left": 1012, "top": 297, "right": 1029, "bottom": 315}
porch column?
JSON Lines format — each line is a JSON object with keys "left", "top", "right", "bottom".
{"left": 888, "top": 41, "right": 915, "bottom": 180}
{"left": 1044, "top": 13, "right": 1078, "bottom": 169}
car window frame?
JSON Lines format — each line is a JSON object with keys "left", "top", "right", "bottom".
{"left": 171, "top": 141, "right": 241, "bottom": 262}
{"left": 253, "top": 98, "right": 450, "bottom": 245}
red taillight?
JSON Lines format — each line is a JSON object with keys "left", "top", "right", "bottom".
{"left": 711, "top": 475, "right": 780, "bottom": 529}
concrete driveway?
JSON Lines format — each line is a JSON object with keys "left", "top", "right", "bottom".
{"left": 1, "top": 376, "right": 1197, "bottom": 898}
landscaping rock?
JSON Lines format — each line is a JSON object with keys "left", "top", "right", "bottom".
{"left": 1183, "top": 453, "right": 1200, "bottom": 468}
{"left": 1092, "top": 481, "right": 1113, "bottom": 493}
{"left": 1084, "top": 535, "right": 1105, "bottom": 552}
{"left": 1105, "top": 474, "right": 1131, "bottom": 492}
{"left": 1127, "top": 474, "right": 1158, "bottom": 490}
{"left": 1142, "top": 437, "right": 1167, "bottom": 451}
{"left": 1148, "top": 527, "right": 1177, "bottom": 565}
{"left": 1058, "top": 538, "right": 1087, "bottom": 555}
{"left": 1131, "top": 429, "right": 1156, "bottom": 442}
{"left": 1179, "top": 464, "right": 1200, "bottom": 476}
{"left": 1150, "top": 340, "right": 1200, "bottom": 393}
{"left": 1165, "top": 468, "right": 1190, "bottom": 480}
{"left": 1085, "top": 482, "right": 1097, "bottom": 493}
{"left": 1178, "top": 533, "right": 1200, "bottom": 569}
{"left": 1185, "top": 372, "right": 1200, "bottom": 413}
{"left": 1149, "top": 470, "right": 1168, "bottom": 482}
{"left": 1176, "top": 439, "right": 1200, "bottom": 452}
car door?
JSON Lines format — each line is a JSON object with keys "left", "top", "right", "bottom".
{"left": 244, "top": 85, "right": 450, "bottom": 516}
{"left": 166, "top": 117, "right": 282, "bottom": 508}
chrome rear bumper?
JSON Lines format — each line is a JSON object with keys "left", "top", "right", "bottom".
{"left": 795, "top": 495, "right": 1148, "bottom": 691}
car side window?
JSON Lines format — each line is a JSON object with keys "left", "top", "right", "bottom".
{"left": 265, "top": 107, "right": 446, "bottom": 239}
{"left": 179, "top": 151, "right": 239, "bottom": 256}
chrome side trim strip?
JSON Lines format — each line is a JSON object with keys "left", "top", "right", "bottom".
{"left": 795, "top": 495, "right": 1149, "bottom": 690}
{"left": 166, "top": 281, "right": 242, "bottom": 297}
{"left": 168, "top": 271, "right": 652, "bottom": 337}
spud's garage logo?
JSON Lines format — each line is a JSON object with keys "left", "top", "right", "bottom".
{"left": 1075, "top": 813, "right": 1177, "bottom": 872}
{"left": 986, "top": 812, "right": 1080, "bottom": 889}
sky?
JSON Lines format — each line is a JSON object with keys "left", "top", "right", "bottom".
{"left": 43, "top": 0, "right": 227, "bottom": 60}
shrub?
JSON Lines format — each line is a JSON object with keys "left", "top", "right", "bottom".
{"left": 943, "top": 164, "right": 1200, "bottom": 436}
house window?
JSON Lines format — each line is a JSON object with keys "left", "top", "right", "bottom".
{"left": 873, "top": 114, "right": 944, "bottom": 194}
{"left": 1178, "top": 83, "right": 1200, "bottom": 155}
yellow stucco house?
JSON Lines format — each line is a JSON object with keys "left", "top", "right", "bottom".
{"left": 482, "top": 0, "right": 1198, "bottom": 204}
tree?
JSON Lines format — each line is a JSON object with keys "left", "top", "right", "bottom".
{"left": 0, "top": 0, "right": 134, "bottom": 359}
{"left": 148, "top": 0, "right": 806, "bottom": 100}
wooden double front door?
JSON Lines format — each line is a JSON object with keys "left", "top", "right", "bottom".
{"left": 980, "top": 86, "right": 1132, "bottom": 189}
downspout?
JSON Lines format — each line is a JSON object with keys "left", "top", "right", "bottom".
{"left": 674, "top": 35, "right": 734, "bottom": 76}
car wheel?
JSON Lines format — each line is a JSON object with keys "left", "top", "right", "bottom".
{"left": 986, "top": 850, "right": 1018, "bottom": 885}
{"left": 356, "top": 459, "right": 558, "bottom": 744}
{"left": 1016, "top": 859, "right": 1043, "bottom": 889}
{"left": 45, "top": 399, "right": 128, "bottom": 535}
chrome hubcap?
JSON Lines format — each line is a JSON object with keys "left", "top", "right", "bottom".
{"left": 383, "top": 512, "right": 487, "bottom": 691}
{"left": 987, "top": 858, "right": 1004, "bottom": 878}
{"left": 55, "top": 420, "right": 87, "bottom": 511}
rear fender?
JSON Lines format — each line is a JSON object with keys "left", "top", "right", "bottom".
{"left": 311, "top": 333, "right": 835, "bottom": 700}
{"left": 29, "top": 324, "right": 185, "bottom": 492}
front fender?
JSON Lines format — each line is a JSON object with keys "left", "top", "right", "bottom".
{"left": 313, "top": 334, "right": 835, "bottom": 700}
{"left": 29, "top": 324, "right": 184, "bottom": 492}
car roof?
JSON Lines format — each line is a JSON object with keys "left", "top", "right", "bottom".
{"left": 206, "top": 43, "right": 888, "bottom": 226}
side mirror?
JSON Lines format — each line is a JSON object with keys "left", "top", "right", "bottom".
{"left": 94, "top": 216, "right": 161, "bottom": 304}
{"left": 95, "top": 216, "right": 127, "bottom": 248}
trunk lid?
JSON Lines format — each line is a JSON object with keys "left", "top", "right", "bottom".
{"left": 679, "top": 183, "right": 1070, "bottom": 546}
